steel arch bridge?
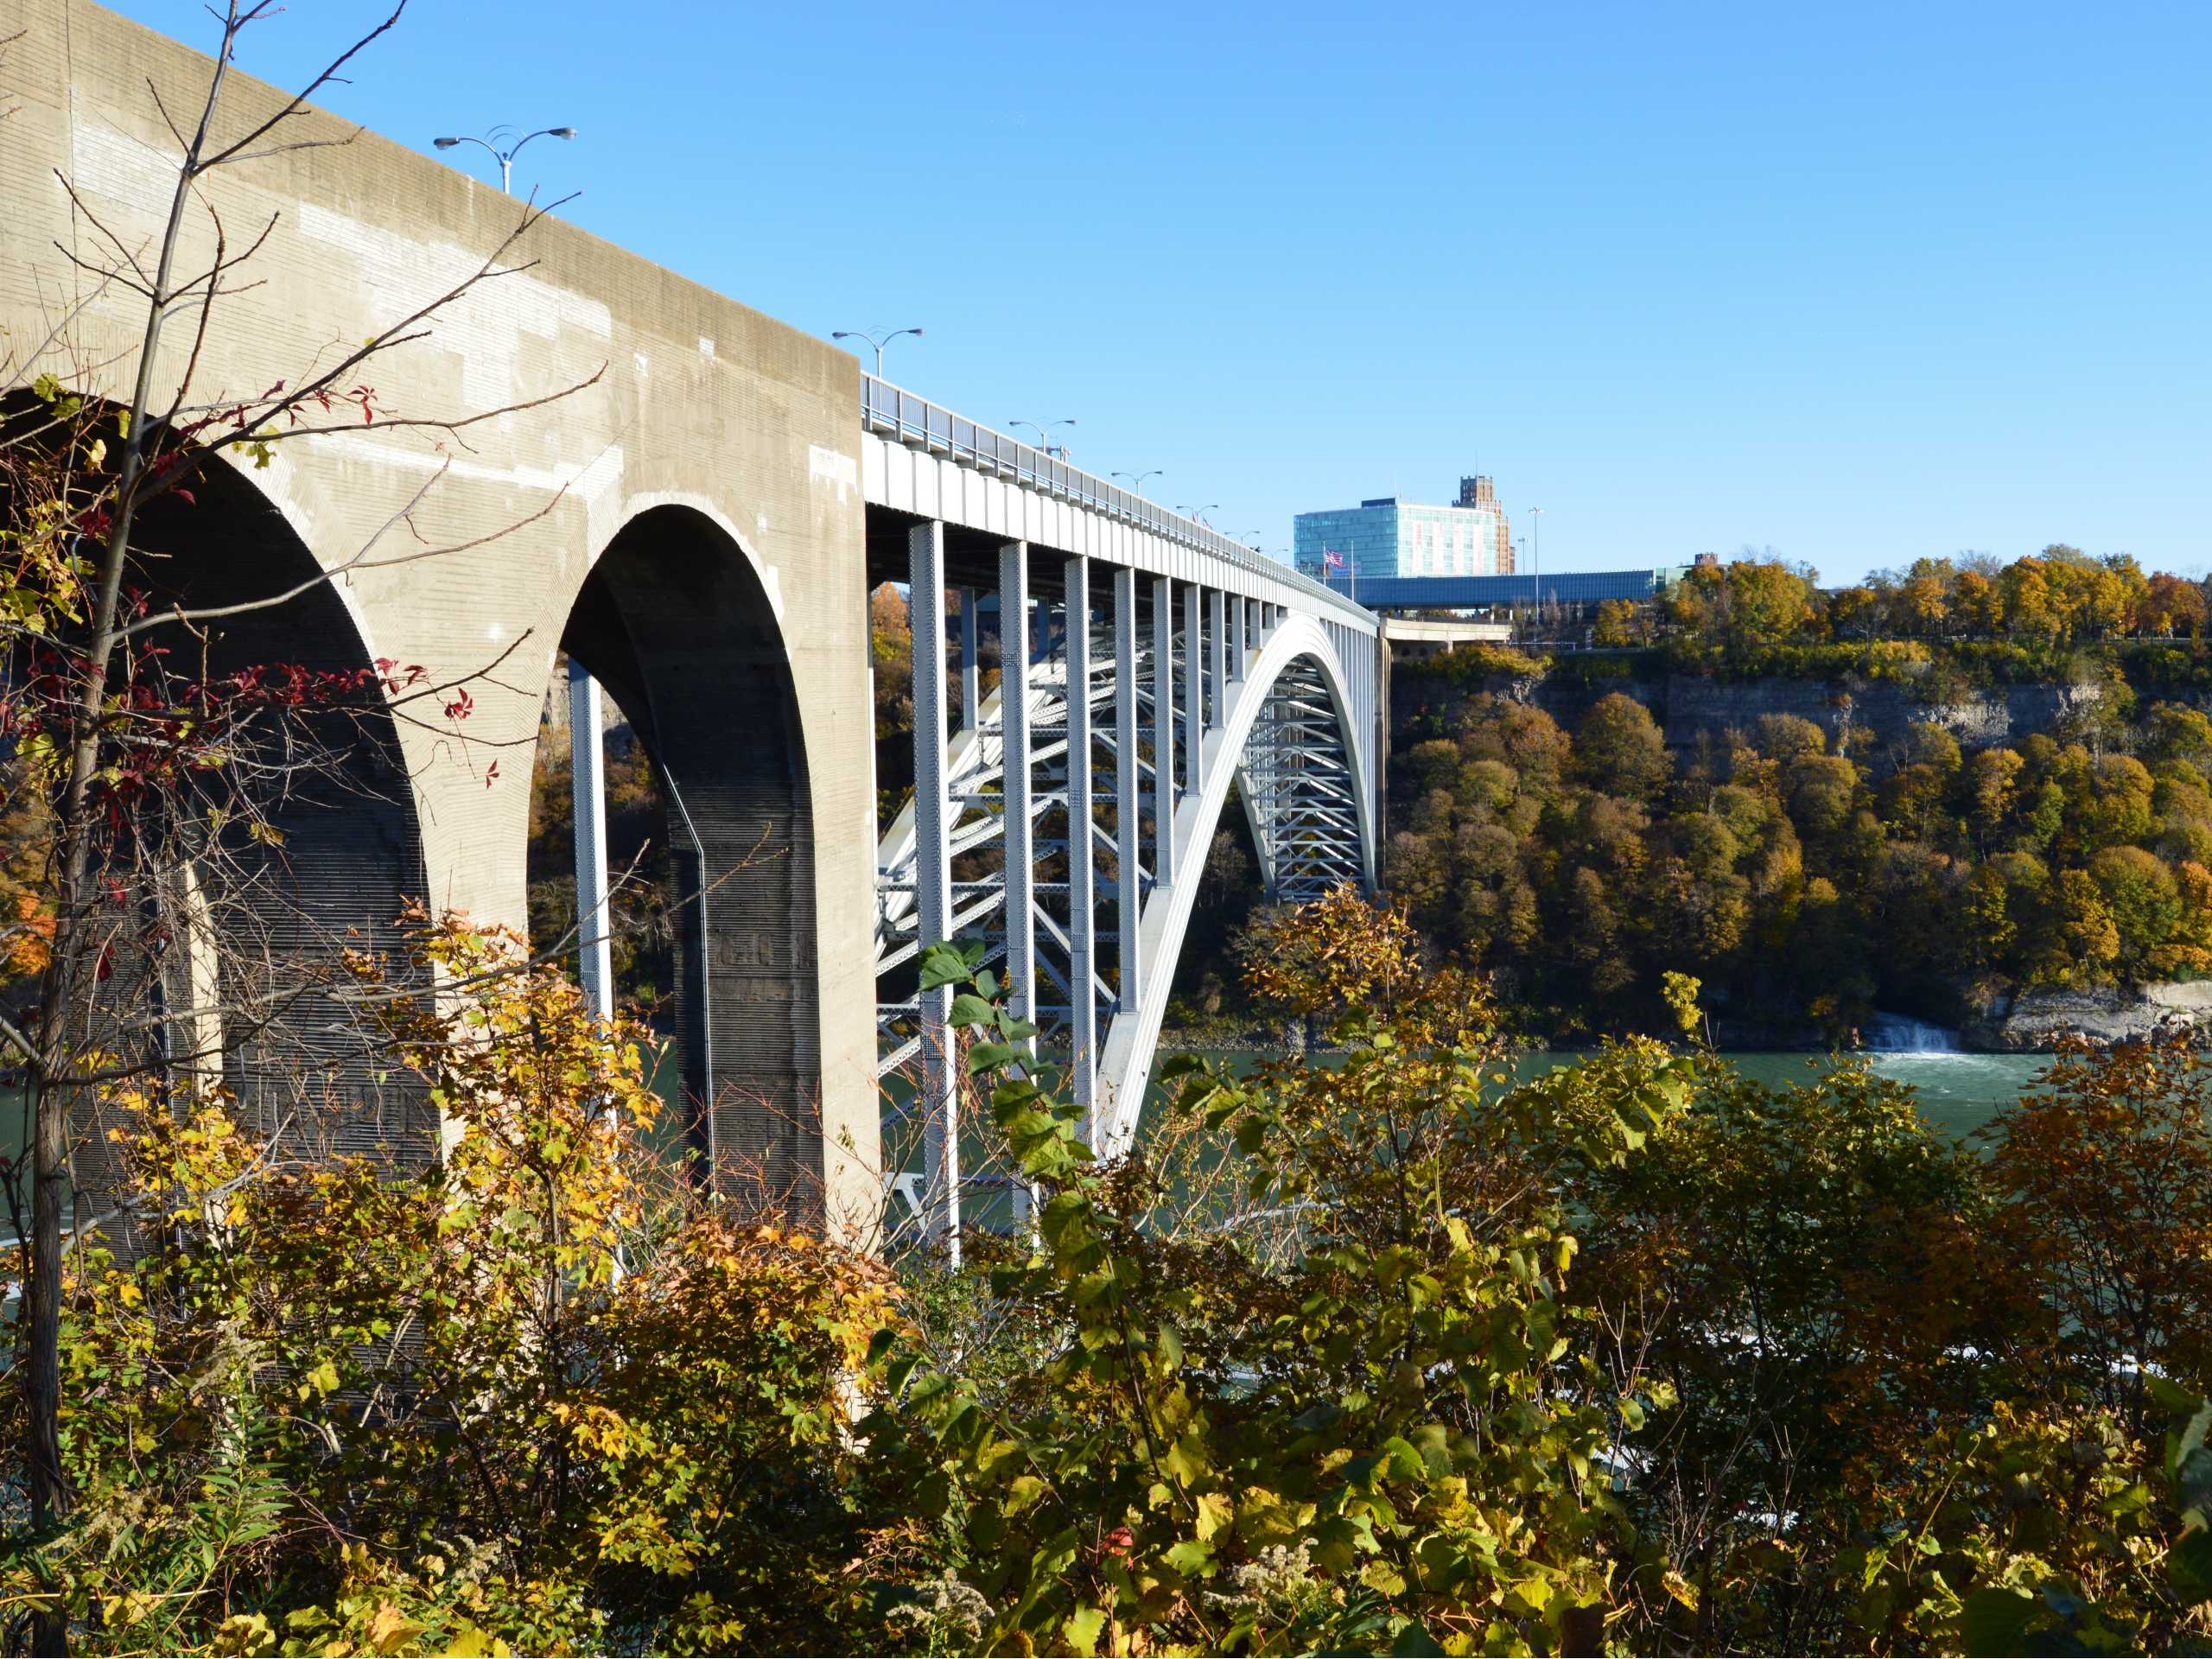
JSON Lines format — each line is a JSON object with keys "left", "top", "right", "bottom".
{"left": 861, "top": 379, "right": 1383, "bottom": 1242}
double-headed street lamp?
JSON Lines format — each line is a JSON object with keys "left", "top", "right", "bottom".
{"left": 832, "top": 327, "right": 925, "bottom": 377}
{"left": 1112, "top": 468, "right": 1163, "bottom": 493}
{"left": 431, "top": 124, "right": 575, "bottom": 193}
{"left": 1010, "top": 417, "right": 1077, "bottom": 459}
{"left": 1178, "top": 503, "right": 1219, "bottom": 525}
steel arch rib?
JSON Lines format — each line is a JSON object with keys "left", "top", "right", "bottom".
{"left": 1092, "top": 614, "right": 1377, "bottom": 1159}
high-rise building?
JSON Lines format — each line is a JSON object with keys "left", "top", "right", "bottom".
{"left": 1457, "top": 475, "right": 1514, "bottom": 574}
{"left": 1294, "top": 476, "right": 1514, "bottom": 582}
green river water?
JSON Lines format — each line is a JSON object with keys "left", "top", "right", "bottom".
{"left": 2, "top": 1046, "right": 2051, "bottom": 1186}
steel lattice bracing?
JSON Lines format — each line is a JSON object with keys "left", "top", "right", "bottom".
{"left": 858, "top": 378, "right": 1385, "bottom": 1250}
{"left": 874, "top": 553, "right": 1378, "bottom": 1243}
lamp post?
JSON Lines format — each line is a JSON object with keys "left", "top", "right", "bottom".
{"left": 1530, "top": 506, "right": 1545, "bottom": 628}
{"left": 1010, "top": 417, "right": 1077, "bottom": 459}
{"left": 1177, "top": 504, "right": 1219, "bottom": 525}
{"left": 1112, "top": 469, "right": 1163, "bottom": 493}
{"left": 832, "top": 327, "right": 925, "bottom": 378}
{"left": 435, "top": 123, "right": 600, "bottom": 1005}
{"left": 431, "top": 124, "right": 575, "bottom": 193}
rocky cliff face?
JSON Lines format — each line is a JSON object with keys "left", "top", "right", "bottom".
{"left": 1965, "top": 982, "right": 2212, "bottom": 1051}
{"left": 1394, "top": 666, "right": 2104, "bottom": 775}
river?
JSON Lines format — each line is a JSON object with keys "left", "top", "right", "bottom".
{"left": 3, "top": 1044, "right": 2050, "bottom": 1179}
{"left": 1195, "top": 1045, "right": 2048, "bottom": 1148}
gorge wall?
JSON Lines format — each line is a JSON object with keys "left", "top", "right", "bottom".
{"left": 1392, "top": 663, "right": 2109, "bottom": 774}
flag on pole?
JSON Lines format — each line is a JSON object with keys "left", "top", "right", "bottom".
{"left": 1323, "top": 548, "right": 1347, "bottom": 572}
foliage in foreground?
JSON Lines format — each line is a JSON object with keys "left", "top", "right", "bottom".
{"left": 4, "top": 894, "right": 2212, "bottom": 1654}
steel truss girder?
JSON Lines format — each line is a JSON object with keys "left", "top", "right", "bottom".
{"left": 877, "top": 565, "right": 1379, "bottom": 1239}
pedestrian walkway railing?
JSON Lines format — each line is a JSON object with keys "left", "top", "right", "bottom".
{"left": 859, "top": 373, "right": 1374, "bottom": 630}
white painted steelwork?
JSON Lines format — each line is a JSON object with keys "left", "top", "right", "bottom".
{"left": 863, "top": 378, "right": 1383, "bottom": 1244}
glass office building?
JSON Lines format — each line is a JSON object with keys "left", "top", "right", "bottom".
{"left": 1294, "top": 478, "right": 1513, "bottom": 582}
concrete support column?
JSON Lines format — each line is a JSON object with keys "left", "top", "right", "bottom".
{"left": 1208, "top": 588, "right": 1228, "bottom": 730}
{"left": 1113, "top": 568, "right": 1141, "bottom": 1014}
{"left": 908, "top": 520, "right": 958, "bottom": 1256}
{"left": 1152, "top": 575, "right": 1176, "bottom": 889}
{"left": 1245, "top": 597, "right": 1260, "bottom": 665}
{"left": 959, "top": 587, "right": 979, "bottom": 734}
{"left": 999, "top": 543, "right": 1035, "bottom": 1037}
{"left": 567, "top": 659, "right": 614, "bottom": 1023}
{"left": 1065, "top": 557, "right": 1097, "bottom": 1122}
{"left": 1183, "top": 584, "right": 1204, "bottom": 797}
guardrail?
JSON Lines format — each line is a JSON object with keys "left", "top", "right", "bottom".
{"left": 859, "top": 373, "right": 1376, "bottom": 631}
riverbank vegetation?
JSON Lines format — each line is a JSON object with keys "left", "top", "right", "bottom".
{"left": 1382, "top": 683, "right": 2212, "bottom": 1043}
{"left": 9, "top": 892, "right": 2212, "bottom": 1656}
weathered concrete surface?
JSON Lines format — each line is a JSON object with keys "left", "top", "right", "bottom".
{"left": 0, "top": 0, "right": 878, "bottom": 1230}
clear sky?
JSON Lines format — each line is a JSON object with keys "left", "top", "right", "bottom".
{"left": 95, "top": 0, "right": 2212, "bottom": 586}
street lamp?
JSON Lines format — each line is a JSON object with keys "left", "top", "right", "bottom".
{"left": 431, "top": 124, "right": 575, "bottom": 194}
{"left": 831, "top": 327, "right": 925, "bottom": 378}
{"left": 1529, "top": 506, "right": 1545, "bottom": 618}
{"left": 1112, "top": 468, "right": 1163, "bottom": 493}
{"left": 1178, "top": 503, "right": 1219, "bottom": 524}
{"left": 1010, "top": 417, "right": 1077, "bottom": 459}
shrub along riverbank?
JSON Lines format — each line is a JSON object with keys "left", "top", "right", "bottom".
{"left": 10, "top": 893, "right": 2212, "bottom": 1655}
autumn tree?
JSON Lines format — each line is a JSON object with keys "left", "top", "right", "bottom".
{"left": 0, "top": 8, "right": 590, "bottom": 1640}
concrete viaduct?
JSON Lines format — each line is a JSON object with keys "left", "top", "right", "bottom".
{"left": 0, "top": 0, "right": 1383, "bottom": 1239}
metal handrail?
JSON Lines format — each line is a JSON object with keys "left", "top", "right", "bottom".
{"left": 858, "top": 373, "right": 1376, "bottom": 632}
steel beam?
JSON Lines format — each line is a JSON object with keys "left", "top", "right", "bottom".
{"left": 1000, "top": 543, "right": 1035, "bottom": 1038}
{"left": 1208, "top": 588, "right": 1227, "bottom": 729}
{"left": 908, "top": 520, "right": 957, "bottom": 1255}
{"left": 1183, "top": 584, "right": 1204, "bottom": 796}
{"left": 1152, "top": 575, "right": 1176, "bottom": 888}
{"left": 567, "top": 659, "right": 614, "bottom": 1023}
{"left": 1065, "top": 556, "right": 1097, "bottom": 1120}
{"left": 1114, "top": 567, "right": 1141, "bottom": 1014}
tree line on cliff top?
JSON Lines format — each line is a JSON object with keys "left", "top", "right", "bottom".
{"left": 1591, "top": 546, "right": 2209, "bottom": 655}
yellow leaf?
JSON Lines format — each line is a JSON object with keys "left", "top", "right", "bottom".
{"left": 1194, "top": 1491, "right": 1234, "bottom": 1541}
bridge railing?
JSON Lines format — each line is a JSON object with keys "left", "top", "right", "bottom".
{"left": 859, "top": 373, "right": 1374, "bottom": 632}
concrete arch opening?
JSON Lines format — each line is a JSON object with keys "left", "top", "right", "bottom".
{"left": 555, "top": 504, "right": 821, "bottom": 1217}
{"left": 16, "top": 423, "right": 436, "bottom": 1207}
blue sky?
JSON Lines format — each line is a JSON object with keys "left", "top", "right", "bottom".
{"left": 100, "top": 0, "right": 2212, "bottom": 585}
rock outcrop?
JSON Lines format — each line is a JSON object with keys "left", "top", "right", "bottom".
{"left": 1394, "top": 666, "right": 2111, "bottom": 777}
{"left": 1964, "top": 982, "right": 2212, "bottom": 1051}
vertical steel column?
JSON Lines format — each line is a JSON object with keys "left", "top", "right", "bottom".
{"left": 1113, "top": 568, "right": 1141, "bottom": 1014}
{"left": 568, "top": 659, "right": 614, "bottom": 1022}
{"left": 999, "top": 543, "right": 1035, "bottom": 1034}
{"left": 1208, "top": 588, "right": 1228, "bottom": 729}
{"left": 1000, "top": 547, "right": 1037, "bottom": 1229}
{"left": 1245, "top": 597, "right": 1260, "bottom": 663}
{"left": 908, "top": 520, "right": 958, "bottom": 1255}
{"left": 1228, "top": 590, "right": 1244, "bottom": 678}
{"left": 1183, "top": 584, "right": 1204, "bottom": 796}
{"left": 1065, "top": 557, "right": 1098, "bottom": 1120}
{"left": 959, "top": 587, "right": 979, "bottom": 734}
{"left": 1152, "top": 575, "right": 1177, "bottom": 888}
